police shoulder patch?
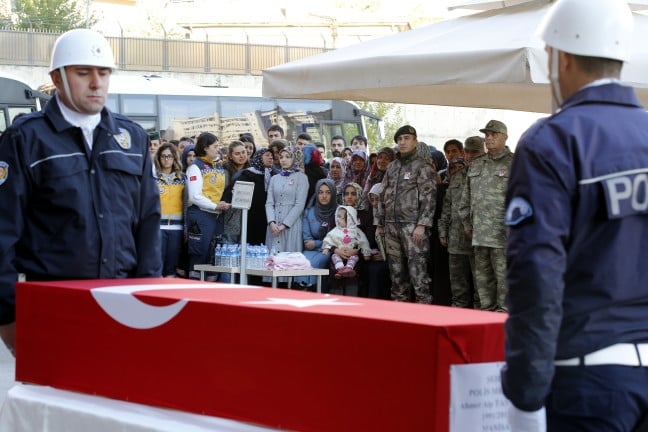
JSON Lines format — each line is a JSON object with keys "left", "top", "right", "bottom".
{"left": 0, "top": 161, "right": 8, "bottom": 186}
{"left": 505, "top": 196, "right": 533, "bottom": 226}
{"left": 113, "top": 128, "right": 132, "bottom": 150}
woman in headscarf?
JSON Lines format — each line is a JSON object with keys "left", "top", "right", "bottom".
{"left": 181, "top": 144, "right": 196, "bottom": 173}
{"left": 362, "top": 146, "right": 395, "bottom": 209}
{"left": 222, "top": 147, "right": 274, "bottom": 246}
{"left": 294, "top": 178, "right": 338, "bottom": 291}
{"left": 430, "top": 147, "right": 449, "bottom": 184}
{"left": 345, "top": 150, "right": 370, "bottom": 188}
{"left": 342, "top": 182, "right": 372, "bottom": 229}
{"left": 327, "top": 156, "right": 347, "bottom": 204}
{"left": 342, "top": 147, "right": 353, "bottom": 167}
{"left": 265, "top": 148, "right": 309, "bottom": 255}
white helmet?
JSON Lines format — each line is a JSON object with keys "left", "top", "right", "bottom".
{"left": 49, "top": 28, "right": 116, "bottom": 72}
{"left": 538, "top": 0, "right": 634, "bottom": 62}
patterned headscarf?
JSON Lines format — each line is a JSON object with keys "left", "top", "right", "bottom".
{"left": 249, "top": 147, "right": 270, "bottom": 172}
{"left": 279, "top": 148, "right": 299, "bottom": 175}
{"left": 368, "top": 147, "right": 395, "bottom": 183}
{"left": 343, "top": 182, "right": 365, "bottom": 211}
{"left": 248, "top": 147, "right": 272, "bottom": 190}
{"left": 345, "top": 150, "right": 369, "bottom": 187}
{"left": 328, "top": 157, "right": 347, "bottom": 193}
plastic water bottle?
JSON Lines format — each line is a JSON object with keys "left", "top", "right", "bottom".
{"left": 255, "top": 245, "right": 263, "bottom": 268}
{"left": 223, "top": 244, "right": 231, "bottom": 267}
{"left": 248, "top": 245, "right": 256, "bottom": 269}
{"left": 254, "top": 245, "right": 263, "bottom": 268}
{"left": 234, "top": 245, "right": 241, "bottom": 268}
{"left": 214, "top": 244, "right": 222, "bottom": 266}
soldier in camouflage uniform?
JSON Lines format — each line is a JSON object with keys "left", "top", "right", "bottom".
{"left": 377, "top": 125, "right": 435, "bottom": 304}
{"left": 439, "top": 137, "right": 485, "bottom": 308}
{"left": 458, "top": 121, "right": 513, "bottom": 312}
{"left": 438, "top": 138, "right": 478, "bottom": 307}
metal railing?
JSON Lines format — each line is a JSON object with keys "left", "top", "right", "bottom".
{"left": 0, "top": 28, "right": 329, "bottom": 75}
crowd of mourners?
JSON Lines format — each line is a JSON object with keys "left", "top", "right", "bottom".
{"left": 152, "top": 120, "right": 513, "bottom": 311}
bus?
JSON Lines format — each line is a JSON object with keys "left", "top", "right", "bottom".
{"left": 0, "top": 73, "right": 50, "bottom": 133}
{"left": 103, "top": 74, "right": 382, "bottom": 149}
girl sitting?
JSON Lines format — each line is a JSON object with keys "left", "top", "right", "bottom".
{"left": 322, "top": 206, "right": 371, "bottom": 279}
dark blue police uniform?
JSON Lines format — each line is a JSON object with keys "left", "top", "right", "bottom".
{"left": 502, "top": 82, "right": 648, "bottom": 430}
{"left": 0, "top": 97, "right": 162, "bottom": 325}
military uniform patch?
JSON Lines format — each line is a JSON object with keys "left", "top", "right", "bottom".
{"left": 0, "top": 161, "right": 8, "bottom": 186}
{"left": 114, "top": 128, "right": 131, "bottom": 150}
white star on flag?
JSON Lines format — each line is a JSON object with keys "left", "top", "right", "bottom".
{"left": 243, "top": 297, "right": 362, "bottom": 308}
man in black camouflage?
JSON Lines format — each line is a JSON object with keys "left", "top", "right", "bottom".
{"left": 377, "top": 125, "right": 435, "bottom": 304}
{"left": 458, "top": 121, "right": 512, "bottom": 312}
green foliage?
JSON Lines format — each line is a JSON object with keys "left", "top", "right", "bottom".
{"left": 357, "top": 101, "right": 404, "bottom": 152}
{"left": 13, "top": 0, "right": 94, "bottom": 31}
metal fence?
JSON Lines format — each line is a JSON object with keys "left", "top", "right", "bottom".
{"left": 0, "top": 28, "right": 329, "bottom": 75}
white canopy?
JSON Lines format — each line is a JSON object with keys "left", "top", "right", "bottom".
{"left": 262, "top": 1, "right": 648, "bottom": 113}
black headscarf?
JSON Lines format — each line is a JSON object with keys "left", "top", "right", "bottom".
{"left": 309, "top": 178, "right": 338, "bottom": 238}
{"left": 247, "top": 147, "right": 272, "bottom": 190}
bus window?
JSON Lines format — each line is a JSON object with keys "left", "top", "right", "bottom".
{"left": 121, "top": 94, "right": 156, "bottom": 116}
{"left": 0, "top": 110, "right": 7, "bottom": 134}
{"left": 9, "top": 107, "right": 33, "bottom": 123}
{"left": 159, "top": 95, "right": 218, "bottom": 140}
{"left": 106, "top": 95, "right": 118, "bottom": 113}
{"left": 95, "top": 76, "right": 382, "bottom": 146}
{"left": 219, "top": 97, "right": 276, "bottom": 145}
{"left": 276, "top": 99, "right": 333, "bottom": 141}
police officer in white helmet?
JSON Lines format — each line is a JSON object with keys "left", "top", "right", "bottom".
{"left": 0, "top": 29, "right": 162, "bottom": 353}
{"left": 502, "top": 0, "right": 648, "bottom": 430}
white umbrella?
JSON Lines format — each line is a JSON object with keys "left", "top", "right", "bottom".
{"left": 262, "top": 0, "right": 648, "bottom": 113}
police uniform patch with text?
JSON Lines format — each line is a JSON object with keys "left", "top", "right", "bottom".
{"left": 602, "top": 171, "right": 648, "bottom": 219}
{"left": 114, "top": 128, "right": 131, "bottom": 150}
{"left": 0, "top": 161, "right": 8, "bottom": 186}
{"left": 505, "top": 196, "right": 533, "bottom": 226}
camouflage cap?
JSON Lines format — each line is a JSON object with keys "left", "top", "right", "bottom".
{"left": 393, "top": 125, "right": 417, "bottom": 143}
{"left": 464, "top": 136, "right": 485, "bottom": 153}
{"left": 479, "top": 120, "right": 508, "bottom": 135}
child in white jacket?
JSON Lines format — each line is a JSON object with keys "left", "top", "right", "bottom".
{"left": 322, "top": 205, "right": 371, "bottom": 278}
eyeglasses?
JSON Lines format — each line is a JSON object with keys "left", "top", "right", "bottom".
{"left": 160, "top": 154, "right": 174, "bottom": 160}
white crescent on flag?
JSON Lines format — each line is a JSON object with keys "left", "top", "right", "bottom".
{"left": 90, "top": 283, "right": 251, "bottom": 329}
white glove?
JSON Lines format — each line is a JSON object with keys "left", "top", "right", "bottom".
{"left": 508, "top": 404, "right": 546, "bottom": 432}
